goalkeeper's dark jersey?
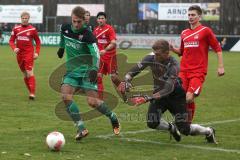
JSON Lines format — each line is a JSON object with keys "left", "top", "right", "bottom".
{"left": 126, "top": 52, "right": 180, "bottom": 97}
{"left": 60, "top": 24, "right": 99, "bottom": 77}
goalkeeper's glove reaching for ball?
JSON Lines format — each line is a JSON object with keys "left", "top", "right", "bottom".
{"left": 129, "top": 94, "right": 153, "bottom": 106}
{"left": 117, "top": 81, "right": 132, "bottom": 93}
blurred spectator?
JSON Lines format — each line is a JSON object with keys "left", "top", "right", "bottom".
{"left": 0, "top": 23, "right": 4, "bottom": 45}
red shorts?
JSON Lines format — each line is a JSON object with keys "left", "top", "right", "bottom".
{"left": 179, "top": 71, "right": 206, "bottom": 96}
{"left": 17, "top": 55, "right": 34, "bottom": 72}
{"left": 99, "top": 55, "right": 118, "bottom": 75}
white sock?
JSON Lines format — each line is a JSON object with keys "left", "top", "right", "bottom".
{"left": 156, "top": 119, "right": 170, "bottom": 131}
{"left": 190, "top": 124, "right": 211, "bottom": 136}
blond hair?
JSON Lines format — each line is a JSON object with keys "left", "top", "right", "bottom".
{"left": 21, "top": 11, "right": 30, "bottom": 18}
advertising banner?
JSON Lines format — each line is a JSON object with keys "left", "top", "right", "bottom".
{"left": 57, "top": 4, "right": 104, "bottom": 17}
{"left": 138, "top": 3, "right": 220, "bottom": 21}
{"left": 0, "top": 5, "right": 43, "bottom": 23}
{"left": 1, "top": 33, "right": 239, "bottom": 52}
{"left": 1, "top": 32, "right": 60, "bottom": 46}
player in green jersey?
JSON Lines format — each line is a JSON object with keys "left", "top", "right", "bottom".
{"left": 57, "top": 6, "right": 120, "bottom": 141}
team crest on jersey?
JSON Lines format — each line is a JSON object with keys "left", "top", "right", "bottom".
{"left": 102, "top": 34, "right": 106, "bottom": 38}
{"left": 194, "top": 34, "right": 199, "bottom": 39}
{"left": 26, "top": 32, "right": 30, "bottom": 36}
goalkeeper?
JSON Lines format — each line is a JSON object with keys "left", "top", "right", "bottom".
{"left": 57, "top": 6, "right": 120, "bottom": 141}
{"left": 118, "top": 39, "right": 217, "bottom": 143}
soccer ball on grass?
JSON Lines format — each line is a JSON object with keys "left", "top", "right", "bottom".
{"left": 46, "top": 131, "right": 65, "bottom": 151}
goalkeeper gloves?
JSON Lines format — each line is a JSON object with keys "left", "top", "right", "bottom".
{"left": 117, "top": 81, "right": 132, "bottom": 93}
{"left": 117, "top": 81, "right": 132, "bottom": 102}
{"left": 57, "top": 48, "right": 64, "bottom": 58}
{"left": 129, "top": 95, "right": 153, "bottom": 106}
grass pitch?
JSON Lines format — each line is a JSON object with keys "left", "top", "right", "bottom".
{"left": 0, "top": 45, "right": 239, "bottom": 160}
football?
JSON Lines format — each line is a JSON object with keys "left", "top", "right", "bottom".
{"left": 46, "top": 131, "right": 65, "bottom": 151}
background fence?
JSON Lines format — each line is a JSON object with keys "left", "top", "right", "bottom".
{"left": 0, "top": 0, "right": 240, "bottom": 35}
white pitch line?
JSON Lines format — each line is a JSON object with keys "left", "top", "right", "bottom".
{"left": 96, "top": 129, "right": 153, "bottom": 138}
{"left": 96, "top": 135, "right": 240, "bottom": 154}
{"left": 97, "top": 118, "right": 240, "bottom": 138}
{"left": 112, "top": 137, "right": 240, "bottom": 154}
{"left": 96, "top": 118, "right": 240, "bottom": 154}
{"left": 199, "top": 118, "right": 240, "bottom": 126}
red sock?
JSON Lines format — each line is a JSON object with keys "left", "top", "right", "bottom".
{"left": 24, "top": 77, "right": 30, "bottom": 92}
{"left": 28, "top": 76, "right": 36, "bottom": 95}
{"left": 187, "top": 102, "right": 196, "bottom": 123}
{"left": 97, "top": 76, "right": 104, "bottom": 99}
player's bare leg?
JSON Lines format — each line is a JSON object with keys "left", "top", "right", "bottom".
{"left": 185, "top": 92, "right": 197, "bottom": 123}
{"left": 61, "top": 84, "right": 88, "bottom": 140}
{"left": 86, "top": 90, "right": 120, "bottom": 135}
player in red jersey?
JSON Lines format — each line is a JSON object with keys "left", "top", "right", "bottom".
{"left": 170, "top": 5, "right": 225, "bottom": 122}
{"left": 9, "top": 12, "right": 41, "bottom": 100}
{"left": 93, "top": 12, "right": 122, "bottom": 99}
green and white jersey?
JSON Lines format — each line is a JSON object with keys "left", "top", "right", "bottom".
{"left": 60, "top": 24, "right": 99, "bottom": 77}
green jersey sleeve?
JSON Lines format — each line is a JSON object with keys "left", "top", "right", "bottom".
{"left": 59, "top": 24, "right": 66, "bottom": 48}
{"left": 82, "top": 29, "right": 99, "bottom": 70}
{"left": 87, "top": 43, "right": 100, "bottom": 70}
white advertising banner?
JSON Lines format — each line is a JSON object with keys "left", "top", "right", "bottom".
{"left": 158, "top": 3, "right": 200, "bottom": 21}
{"left": 139, "top": 3, "right": 220, "bottom": 21}
{"left": 0, "top": 5, "right": 43, "bottom": 23}
{"left": 57, "top": 4, "right": 105, "bottom": 17}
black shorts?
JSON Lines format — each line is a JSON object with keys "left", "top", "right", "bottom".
{"left": 147, "top": 84, "right": 190, "bottom": 135}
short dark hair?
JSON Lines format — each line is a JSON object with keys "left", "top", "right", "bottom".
{"left": 188, "top": 5, "right": 202, "bottom": 15}
{"left": 97, "top": 12, "right": 107, "bottom": 18}
{"left": 152, "top": 39, "right": 169, "bottom": 53}
{"left": 71, "top": 6, "right": 85, "bottom": 19}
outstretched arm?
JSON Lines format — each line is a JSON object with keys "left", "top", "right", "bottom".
{"left": 129, "top": 62, "right": 179, "bottom": 106}
{"left": 118, "top": 55, "right": 151, "bottom": 93}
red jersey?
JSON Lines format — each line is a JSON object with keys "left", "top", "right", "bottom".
{"left": 179, "top": 25, "right": 221, "bottom": 73}
{"left": 9, "top": 24, "right": 41, "bottom": 56}
{"left": 93, "top": 24, "right": 116, "bottom": 59}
